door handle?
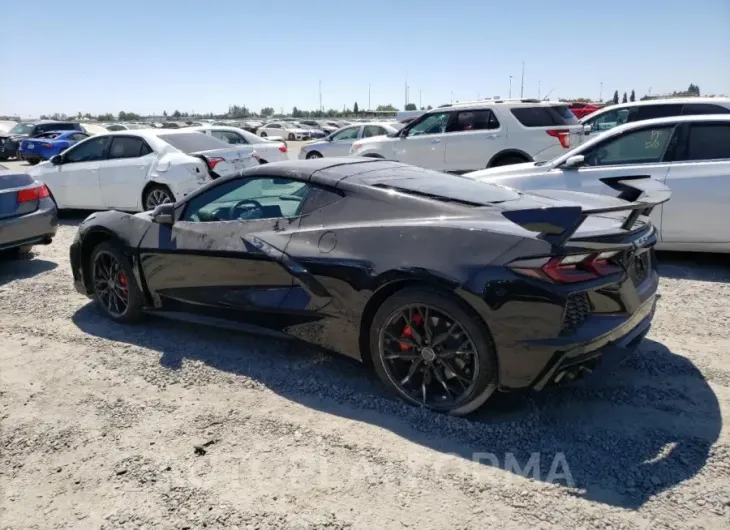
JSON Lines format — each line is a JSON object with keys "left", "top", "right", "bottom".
{"left": 430, "top": 139, "right": 441, "bottom": 144}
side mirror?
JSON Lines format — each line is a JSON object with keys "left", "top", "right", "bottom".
{"left": 50, "top": 155, "right": 63, "bottom": 165}
{"left": 564, "top": 155, "right": 585, "bottom": 168}
{"left": 152, "top": 203, "right": 175, "bottom": 224}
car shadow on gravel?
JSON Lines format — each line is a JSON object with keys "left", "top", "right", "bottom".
{"left": 0, "top": 255, "right": 57, "bottom": 285}
{"left": 72, "top": 304, "right": 721, "bottom": 511}
{"left": 657, "top": 251, "right": 730, "bottom": 283}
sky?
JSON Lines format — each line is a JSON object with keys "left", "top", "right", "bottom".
{"left": 1, "top": 0, "right": 729, "bottom": 117}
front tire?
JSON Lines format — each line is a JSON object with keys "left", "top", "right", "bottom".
{"left": 306, "top": 151, "right": 323, "bottom": 159}
{"left": 89, "top": 241, "right": 144, "bottom": 323}
{"left": 142, "top": 184, "right": 174, "bottom": 211}
{"left": 369, "top": 287, "right": 498, "bottom": 416}
{"left": 260, "top": 131, "right": 268, "bottom": 138}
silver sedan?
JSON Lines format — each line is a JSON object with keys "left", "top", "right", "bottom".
{"left": 299, "top": 122, "right": 402, "bottom": 159}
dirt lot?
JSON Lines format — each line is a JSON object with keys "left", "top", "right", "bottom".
{"left": 1, "top": 213, "right": 730, "bottom": 528}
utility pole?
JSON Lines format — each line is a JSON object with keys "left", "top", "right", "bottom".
{"left": 520, "top": 61, "right": 525, "bottom": 98}
{"left": 404, "top": 74, "right": 408, "bottom": 109}
{"left": 368, "top": 84, "right": 371, "bottom": 111}
{"left": 538, "top": 81, "right": 541, "bottom": 100}
{"left": 319, "top": 80, "right": 322, "bottom": 113}
{"left": 599, "top": 82, "right": 603, "bottom": 102}
{"left": 419, "top": 89, "right": 422, "bottom": 109}
{"left": 450, "top": 91, "right": 454, "bottom": 103}
{"left": 509, "top": 76, "right": 512, "bottom": 98}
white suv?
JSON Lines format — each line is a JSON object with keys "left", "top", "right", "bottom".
{"left": 349, "top": 99, "right": 585, "bottom": 172}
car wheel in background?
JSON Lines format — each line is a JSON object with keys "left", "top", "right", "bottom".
{"left": 89, "top": 241, "right": 144, "bottom": 323}
{"left": 368, "top": 287, "right": 498, "bottom": 416}
{"left": 260, "top": 131, "right": 268, "bottom": 137}
{"left": 306, "top": 151, "right": 323, "bottom": 159}
{"left": 27, "top": 158, "right": 40, "bottom": 166}
{"left": 490, "top": 156, "right": 527, "bottom": 167}
{"left": 288, "top": 133, "right": 295, "bottom": 141}
{"left": 0, "top": 245, "right": 33, "bottom": 259}
{"left": 142, "top": 184, "right": 174, "bottom": 211}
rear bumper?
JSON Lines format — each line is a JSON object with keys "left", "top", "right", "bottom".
{"left": 530, "top": 294, "right": 656, "bottom": 390}
{"left": 0, "top": 198, "right": 58, "bottom": 251}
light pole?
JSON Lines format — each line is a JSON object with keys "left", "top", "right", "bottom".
{"left": 599, "top": 82, "right": 603, "bottom": 102}
{"left": 368, "top": 84, "right": 371, "bottom": 111}
{"left": 419, "top": 89, "right": 422, "bottom": 109}
{"left": 509, "top": 76, "right": 513, "bottom": 98}
{"left": 538, "top": 81, "right": 541, "bottom": 100}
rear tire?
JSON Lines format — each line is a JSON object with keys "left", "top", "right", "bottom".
{"left": 490, "top": 156, "right": 527, "bottom": 167}
{"left": 288, "top": 133, "right": 295, "bottom": 141}
{"left": 1, "top": 245, "right": 33, "bottom": 259}
{"left": 142, "top": 184, "right": 174, "bottom": 211}
{"left": 89, "top": 241, "right": 144, "bottom": 324}
{"left": 369, "top": 287, "right": 498, "bottom": 416}
{"left": 306, "top": 151, "right": 323, "bottom": 159}
{"left": 28, "top": 158, "right": 40, "bottom": 166}
{"left": 260, "top": 131, "right": 268, "bottom": 137}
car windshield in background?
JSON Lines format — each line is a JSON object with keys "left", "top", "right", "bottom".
{"left": 9, "top": 123, "right": 35, "bottom": 135}
{"left": 511, "top": 105, "right": 580, "bottom": 127}
{"left": 368, "top": 167, "right": 521, "bottom": 205}
{"left": 158, "top": 132, "right": 231, "bottom": 153}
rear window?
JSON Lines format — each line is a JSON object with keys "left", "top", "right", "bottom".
{"left": 38, "top": 123, "right": 79, "bottom": 132}
{"left": 511, "top": 105, "right": 579, "bottom": 127}
{"left": 158, "top": 132, "right": 230, "bottom": 153}
{"left": 366, "top": 167, "right": 520, "bottom": 206}
{"left": 681, "top": 103, "right": 730, "bottom": 115}
{"left": 37, "top": 132, "right": 62, "bottom": 139}
{"left": 627, "top": 104, "right": 683, "bottom": 122}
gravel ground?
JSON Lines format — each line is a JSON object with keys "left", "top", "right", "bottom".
{"left": 1, "top": 166, "right": 729, "bottom": 529}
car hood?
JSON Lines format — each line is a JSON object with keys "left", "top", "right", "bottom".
{"left": 467, "top": 161, "right": 553, "bottom": 181}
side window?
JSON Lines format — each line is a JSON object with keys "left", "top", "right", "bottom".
{"left": 511, "top": 106, "right": 578, "bottom": 127}
{"left": 73, "top": 133, "right": 89, "bottom": 141}
{"left": 586, "top": 109, "right": 630, "bottom": 132}
{"left": 64, "top": 136, "right": 112, "bottom": 163}
{"left": 332, "top": 126, "right": 360, "bottom": 141}
{"left": 628, "top": 104, "right": 683, "bottom": 122}
{"left": 682, "top": 103, "right": 730, "bottom": 115}
{"left": 108, "top": 137, "right": 150, "bottom": 159}
{"left": 212, "top": 130, "right": 248, "bottom": 144}
{"left": 361, "top": 126, "right": 386, "bottom": 138}
{"left": 582, "top": 125, "right": 676, "bottom": 166}
{"left": 269, "top": 124, "right": 282, "bottom": 129}
{"left": 299, "top": 186, "right": 344, "bottom": 214}
{"left": 447, "top": 110, "right": 499, "bottom": 132}
{"left": 685, "top": 124, "right": 730, "bottom": 161}
{"left": 182, "top": 177, "right": 310, "bottom": 222}
{"left": 406, "top": 112, "right": 450, "bottom": 136}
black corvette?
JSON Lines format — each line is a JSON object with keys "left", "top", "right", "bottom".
{"left": 70, "top": 158, "right": 670, "bottom": 415}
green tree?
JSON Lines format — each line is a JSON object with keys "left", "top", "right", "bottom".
{"left": 405, "top": 103, "right": 417, "bottom": 111}
{"left": 630, "top": 90, "right": 636, "bottom": 102}
{"left": 687, "top": 83, "right": 700, "bottom": 96}
{"left": 353, "top": 102, "right": 359, "bottom": 114}
{"left": 163, "top": 110, "right": 168, "bottom": 117}
{"left": 612, "top": 90, "right": 619, "bottom": 104}
{"left": 172, "top": 110, "right": 181, "bottom": 119}
{"left": 376, "top": 104, "right": 398, "bottom": 112}
{"left": 622, "top": 92, "right": 628, "bottom": 103}
{"left": 261, "top": 107, "right": 275, "bottom": 117}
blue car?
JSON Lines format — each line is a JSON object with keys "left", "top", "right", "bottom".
{"left": 19, "top": 130, "right": 90, "bottom": 165}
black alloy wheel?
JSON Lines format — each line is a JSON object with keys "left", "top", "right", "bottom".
{"left": 89, "top": 241, "right": 144, "bottom": 323}
{"left": 370, "top": 288, "right": 497, "bottom": 415}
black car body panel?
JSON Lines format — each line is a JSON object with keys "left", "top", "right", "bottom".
{"left": 0, "top": 170, "right": 58, "bottom": 250}
{"left": 70, "top": 158, "right": 668, "bottom": 391}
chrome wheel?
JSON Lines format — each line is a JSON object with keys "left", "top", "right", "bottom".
{"left": 93, "top": 251, "right": 129, "bottom": 317}
{"left": 378, "top": 304, "right": 479, "bottom": 408}
{"left": 144, "top": 188, "right": 172, "bottom": 210}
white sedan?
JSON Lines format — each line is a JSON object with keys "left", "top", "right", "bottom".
{"left": 192, "top": 125, "right": 288, "bottom": 163}
{"left": 468, "top": 114, "right": 730, "bottom": 253}
{"left": 258, "top": 122, "right": 310, "bottom": 141}
{"left": 30, "top": 129, "right": 259, "bottom": 212}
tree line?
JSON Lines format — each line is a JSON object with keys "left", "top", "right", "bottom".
{"left": 28, "top": 83, "right": 707, "bottom": 122}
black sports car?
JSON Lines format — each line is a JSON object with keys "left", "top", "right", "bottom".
{"left": 70, "top": 158, "right": 670, "bottom": 415}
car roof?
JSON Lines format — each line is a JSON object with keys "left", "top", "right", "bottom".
{"left": 593, "top": 97, "right": 730, "bottom": 111}
{"left": 88, "top": 128, "right": 205, "bottom": 140}
{"left": 240, "top": 157, "right": 409, "bottom": 186}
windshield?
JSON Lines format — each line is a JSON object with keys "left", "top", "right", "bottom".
{"left": 9, "top": 123, "right": 35, "bottom": 135}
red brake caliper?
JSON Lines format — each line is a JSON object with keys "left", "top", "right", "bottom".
{"left": 117, "top": 272, "right": 128, "bottom": 296}
{"left": 400, "top": 313, "right": 423, "bottom": 351}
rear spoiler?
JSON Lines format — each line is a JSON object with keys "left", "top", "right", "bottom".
{"left": 502, "top": 176, "right": 671, "bottom": 247}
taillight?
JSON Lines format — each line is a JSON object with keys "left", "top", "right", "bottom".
{"left": 206, "top": 156, "right": 225, "bottom": 170}
{"left": 17, "top": 184, "right": 51, "bottom": 203}
{"left": 547, "top": 129, "right": 571, "bottom": 149}
{"left": 511, "top": 251, "right": 621, "bottom": 283}
{"left": 278, "top": 145, "right": 287, "bottom": 153}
